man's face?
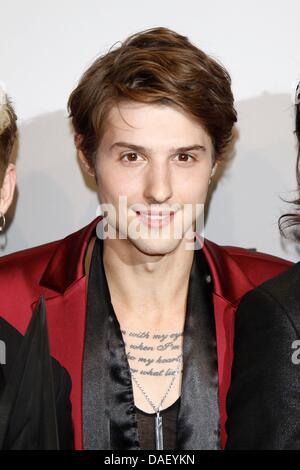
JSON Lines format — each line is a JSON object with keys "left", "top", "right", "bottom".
{"left": 93, "top": 100, "right": 214, "bottom": 256}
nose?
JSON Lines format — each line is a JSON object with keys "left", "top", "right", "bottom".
{"left": 142, "top": 162, "right": 173, "bottom": 204}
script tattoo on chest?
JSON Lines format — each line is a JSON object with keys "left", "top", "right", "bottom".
{"left": 121, "top": 329, "right": 184, "bottom": 377}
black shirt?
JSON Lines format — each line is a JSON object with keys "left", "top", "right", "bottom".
{"left": 83, "top": 235, "right": 220, "bottom": 450}
{"left": 135, "top": 398, "right": 180, "bottom": 450}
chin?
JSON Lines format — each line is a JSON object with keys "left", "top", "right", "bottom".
{"left": 128, "top": 236, "right": 185, "bottom": 257}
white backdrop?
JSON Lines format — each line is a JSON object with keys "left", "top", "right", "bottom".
{"left": 1, "top": 0, "right": 300, "bottom": 261}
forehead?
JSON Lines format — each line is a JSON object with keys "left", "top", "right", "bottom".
{"left": 101, "top": 100, "right": 211, "bottom": 149}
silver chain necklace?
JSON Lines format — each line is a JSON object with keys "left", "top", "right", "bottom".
{"left": 130, "top": 355, "right": 183, "bottom": 450}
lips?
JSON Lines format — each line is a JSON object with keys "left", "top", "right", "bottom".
{"left": 136, "top": 211, "right": 175, "bottom": 217}
{"left": 136, "top": 211, "right": 175, "bottom": 228}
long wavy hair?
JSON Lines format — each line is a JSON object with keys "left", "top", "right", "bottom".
{"left": 278, "top": 82, "right": 300, "bottom": 240}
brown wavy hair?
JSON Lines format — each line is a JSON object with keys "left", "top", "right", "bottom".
{"left": 278, "top": 84, "right": 300, "bottom": 240}
{"left": 0, "top": 95, "right": 17, "bottom": 185}
{"left": 68, "top": 26, "right": 237, "bottom": 166}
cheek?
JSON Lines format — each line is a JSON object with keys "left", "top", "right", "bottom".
{"left": 96, "top": 170, "right": 139, "bottom": 205}
{"left": 175, "top": 170, "right": 211, "bottom": 203}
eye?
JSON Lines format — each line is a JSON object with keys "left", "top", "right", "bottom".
{"left": 173, "top": 153, "right": 195, "bottom": 163}
{"left": 121, "top": 152, "right": 143, "bottom": 163}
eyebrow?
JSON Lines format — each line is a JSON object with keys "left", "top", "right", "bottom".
{"left": 109, "top": 141, "right": 207, "bottom": 153}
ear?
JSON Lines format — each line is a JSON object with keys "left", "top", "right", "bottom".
{"left": 78, "top": 149, "right": 95, "bottom": 177}
{"left": 0, "top": 163, "right": 16, "bottom": 214}
{"left": 75, "top": 133, "right": 95, "bottom": 176}
{"left": 211, "top": 162, "right": 218, "bottom": 177}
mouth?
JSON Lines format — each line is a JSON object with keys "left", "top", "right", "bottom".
{"left": 135, "top": 211, "right": 175, "bottom": 228}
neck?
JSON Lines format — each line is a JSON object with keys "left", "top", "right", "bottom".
{"left": 102, "top": 236, "right": 194, "bottom": 327}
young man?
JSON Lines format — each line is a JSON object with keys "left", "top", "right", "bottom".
{"left": 0, "top": 27, "right": 292, "bottom": 450}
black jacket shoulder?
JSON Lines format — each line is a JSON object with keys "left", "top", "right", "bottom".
{"left": 226, "top": 261, "right": 300, "bottom": 449}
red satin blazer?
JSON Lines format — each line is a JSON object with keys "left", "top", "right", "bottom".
{"left": 0, "top": 216, "right": 292, "bottom": 449}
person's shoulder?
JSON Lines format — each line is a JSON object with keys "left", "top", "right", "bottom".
{"left": 0, "top": 238, "right": 61, "bottom": 286}
{"left": 248, "top": 261, "right": 300, "bottom": 308}
{"left": 0, "top": 218, "right": 99, "bottom": 276}
{"left": 222, "top": 243, "right": 292, "bottom": 269}
{"left": 0, "top": 220, "right": 90, "bottom": 279}
{"left": 0, "top": 238, "right": 60, "bottom": 264}
{"left": 205, "top": 239, "right": 293, "bottom": 287}
{"left": 235, "top": 261, "right": 300, "bottom": 335}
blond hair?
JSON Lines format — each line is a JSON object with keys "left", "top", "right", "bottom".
{"left": 0, "top": 84, "right": 17, "bottom": 182}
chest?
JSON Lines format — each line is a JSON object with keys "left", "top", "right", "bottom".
{"left": 119, "top": 324, "right": 185, "bottom": 413}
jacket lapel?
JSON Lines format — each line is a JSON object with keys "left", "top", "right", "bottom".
{"left": 177, "top": 244, "right": 220, "bottom": 449}
{"left": 201, "top": 236, "right": 257, "bottom": 448}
